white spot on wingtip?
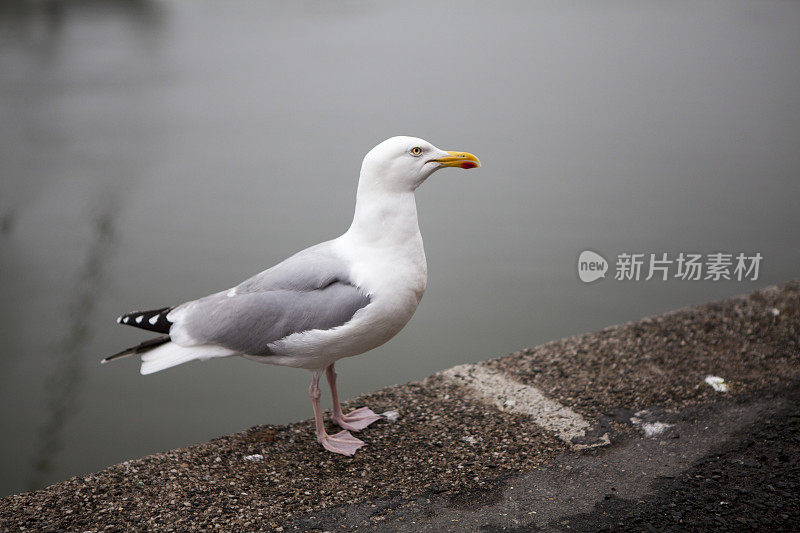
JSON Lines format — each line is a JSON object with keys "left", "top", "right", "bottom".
{"left": 116, "top": 316, "right": 122, "bottom": 324}
{"left": 227, "top": 288, "right": 237, "bottom": 297}
{"left": 148, "top": 314, "right": 160, "bottom": 325}
{"left": 705, "top": 375, "right": 728, "bottom": 392}
{"left": 135, "top": 315, "right": 143, "bottom": 324}
{"left": 122, "top": 316, "right": 130, "bottom": 324}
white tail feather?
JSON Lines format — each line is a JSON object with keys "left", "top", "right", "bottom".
{"left": 140, "top": 342, "right": 234, "bottom": 375}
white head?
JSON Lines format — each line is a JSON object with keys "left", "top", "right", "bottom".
{"left": 359, "top": 136, "right": 480, "bottom": 194}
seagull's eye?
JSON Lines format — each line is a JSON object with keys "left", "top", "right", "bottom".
{"left": 409, "top": 147, "right": 423, "bottom": 157}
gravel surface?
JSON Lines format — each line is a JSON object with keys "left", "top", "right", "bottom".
{"left": 1, "top": 281, "right": 798, "bottom": 531}
{"left": 560, "top": 389, "right": 800, "bottom": 532}
{"left": 487, "top": 282, "right": 800, "bottom": 418}
{"left": 0, "top": 382, "right": 567, "bottom": 531}
{"left": 275, "top": 387, "right": 797, "bottom": 532}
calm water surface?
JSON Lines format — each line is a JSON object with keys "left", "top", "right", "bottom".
{"left": 1, "top": 0, "right": 799, "bottom": 495}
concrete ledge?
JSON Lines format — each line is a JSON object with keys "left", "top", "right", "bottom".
{"left": 2, "top": 281, "right": 799, "bottom": 531}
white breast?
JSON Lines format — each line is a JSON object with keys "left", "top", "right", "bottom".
{"left": 263, "top": 231, "right": 427, "bottom": 369}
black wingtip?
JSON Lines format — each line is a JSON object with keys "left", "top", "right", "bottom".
{"left": 117, "top": 306, "right": 174, "bottom": 334}
{"left": 101, "top": 349, "right": 134, "bottom": 364}
{"left": 101, "top": 335, "right": 170, "bottom": 364}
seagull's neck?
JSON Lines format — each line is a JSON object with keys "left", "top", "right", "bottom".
{"left": 346, "top": 185, "right": 422, "bottom": 249}
{"left": 342, "top": 171, "right": 428, "bottom": 298}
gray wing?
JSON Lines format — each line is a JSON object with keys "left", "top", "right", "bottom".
{"left": 169, "top": 241, "right": 371, "bottom": 355}
{"left": 235, "top": 241, "right": 350, "bottom": 293}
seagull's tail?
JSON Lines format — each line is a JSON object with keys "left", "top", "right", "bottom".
{"left": 103, "top": 336, "right": 235, "bottom": 374}
{"left": 139, "top": 342, "right": 235, "bottom": 375}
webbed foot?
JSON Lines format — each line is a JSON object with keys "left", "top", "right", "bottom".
{"left": 333, "top": 407, "right": 383, "bottom": 431}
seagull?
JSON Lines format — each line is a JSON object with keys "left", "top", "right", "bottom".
{"left": 103, "top": 136, "right": 480, "bottom": 456}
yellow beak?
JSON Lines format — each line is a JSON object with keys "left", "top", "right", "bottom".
{"left": 432, "top": 151, "right": 481, "bottom": 169}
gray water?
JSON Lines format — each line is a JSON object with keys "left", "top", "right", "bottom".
{"left": 1, "top": 0, "right": 798, "bottom": 496}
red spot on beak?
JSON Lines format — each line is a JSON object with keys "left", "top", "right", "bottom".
{"left": 460, "top": 161, "right": 478, "bottom": 169}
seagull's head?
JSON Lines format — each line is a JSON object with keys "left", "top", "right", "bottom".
{"left": 359, "top": 136, "right": 480, "bottom": 193}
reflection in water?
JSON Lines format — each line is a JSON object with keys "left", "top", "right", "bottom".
{"left": 27, "top": 201, "right": 119, "bottom": 490}
{"left": 0, "top": 0, "right": 166, "bottom": 493}
{"left": 0, "top": 0, "right": 162, "bottom": 64}
{"left": 0, "top": 211, "right": 15, "bottom": 238}
{"left": 0, "top": 0, "right": 65, "bottom": 61}
{"left": 0, "top": 0, "right": 163, "bottom": 34}
{"left": 0, "top": 0, "right": 164, "bottom": 225}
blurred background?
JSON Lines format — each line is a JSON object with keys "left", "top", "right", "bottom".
{"left": 1, "top": 0, "right": 798, "bottom": 496}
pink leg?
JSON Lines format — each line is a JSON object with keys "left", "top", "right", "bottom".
{"left": 309, "top": 370, "right": 364, "bottom": 456}
{"left": 326, "top": 364, "right": 383, "bottom": 431}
